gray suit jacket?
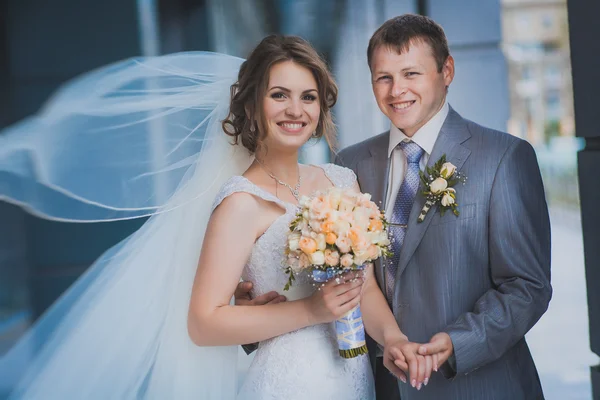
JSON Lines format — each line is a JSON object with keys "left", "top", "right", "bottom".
{"left": 335, "top": 107, "right": 551, "bottom": 400}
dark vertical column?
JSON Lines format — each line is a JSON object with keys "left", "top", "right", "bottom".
{"left": 567, "top": 1, "right": 600, "bottom": 398}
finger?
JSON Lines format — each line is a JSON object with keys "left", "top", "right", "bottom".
{"left": 234, "top": 281, "right": 253, "bottom": 297}
{"left": 419, "top": 339, "right": 445, "bottom": 356}
{"left": 267, "top": 295, "right": 287, "bottom": 305}
{"left": 338, "top": 293, "right": 361, "bottom": 316}
{"left": 337, "top": 285, "right": 362, "bottom": 306}
{"left": 433, "top": 353, "right": 439, "bottom": 372}
{"left": 393, "top": 358, "right": 409, "bottom": 372}
{"left": 332, "top": 277, "right": 364, "bottom": 294}
{"left": 424, "top": 355, "right": 433, "bottom": 386}
{"left": 251, "top": 291, "right": 280, "bottom": 306}
{"left": 385, "top": 361, "right": 408, "bottom": 384}
{"left": 404, "top": 351, "right": 418, "bottom": 389}
{"left": 416, "top": 355, "right": 425, "bottom": 389}
{"left": 436, "top": 350, "right": 452, "bottom": 368}
{"left": 389, "top": 347, "right": 405, "bottom": 363}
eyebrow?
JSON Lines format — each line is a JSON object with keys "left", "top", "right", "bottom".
{"left": 269, "top": 86, "right": 318, "bottom": 94}
{"left": 374, "top": 65, "right": 423, "bottom": 75}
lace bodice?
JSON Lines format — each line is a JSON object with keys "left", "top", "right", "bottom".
{"left": 212, "top": 163, "right": 373, "bottom": 400}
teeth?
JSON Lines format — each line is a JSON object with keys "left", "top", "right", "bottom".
{"left": 392, "top": 102, "right": 413, "bottom": 110}
{"left": 281, "top": 123, "right": 303, "bottom": 129}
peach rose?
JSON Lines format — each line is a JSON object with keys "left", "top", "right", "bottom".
{"left": 340, "top": 253, "right": 354, "bottom": 268}
{"left": 321, "top": 220, "right": 334, "bottom": 234}
{"left": 349, "top": 228, "right": 369, "bottom": 252}
{"left": 324, "top": 249, "right": 340, "bottom": 267}
{"left": 369, "top": 218, "right": 383, "bottom": 232}
{"left": 299, "top": 237, "right": 318, "bottom": 254}
{"left": 325, "top": 232, "right": 338, "bottom": 245}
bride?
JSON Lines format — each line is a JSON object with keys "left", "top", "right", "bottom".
{"left": 0, "top": 35, "right": 432, "bottom": 399}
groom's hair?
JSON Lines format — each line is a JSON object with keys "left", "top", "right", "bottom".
{"left": 367, "top": 14, "right": 450, "bottom": 73}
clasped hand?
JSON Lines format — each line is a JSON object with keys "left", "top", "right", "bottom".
{"left": 384, "top": 332, "right": 453, "bottom": 390}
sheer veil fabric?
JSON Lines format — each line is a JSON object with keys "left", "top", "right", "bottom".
{"left": 0, "top": 52, "right": 256, "bottom": 399}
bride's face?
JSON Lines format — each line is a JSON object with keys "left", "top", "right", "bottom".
{"left": 262, "top": 61, "right": 321, "bottom": 152}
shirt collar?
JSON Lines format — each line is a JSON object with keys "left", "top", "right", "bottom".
{"left": 387, "top": 100, "right": 449, "bottom": 158}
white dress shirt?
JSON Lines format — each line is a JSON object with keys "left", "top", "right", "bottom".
{"left": 384, "top": 101, "right": 449, "bottom": 218}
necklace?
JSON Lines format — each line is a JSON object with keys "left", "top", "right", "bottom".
{"left": 255, "top": 159, "right": 302, "bottom": 202}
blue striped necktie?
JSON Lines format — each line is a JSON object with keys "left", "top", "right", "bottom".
{"left": 386, "top": 141, "right": 425, "bottom": 303}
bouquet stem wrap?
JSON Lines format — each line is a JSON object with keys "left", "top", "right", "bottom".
{"left": 312, "top": 268, "right": 368, "bottom": 359}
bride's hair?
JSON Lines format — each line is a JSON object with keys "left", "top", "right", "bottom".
{"left": 222, "top": 34, "right": 338, "bottom": 153}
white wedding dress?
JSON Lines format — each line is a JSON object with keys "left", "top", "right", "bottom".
{"left": 212, "top": 164, "right": 375, "bottom": 400}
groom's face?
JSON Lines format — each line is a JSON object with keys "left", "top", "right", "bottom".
{"left": 370, "top": 40, "right": 454, "bottom": 137}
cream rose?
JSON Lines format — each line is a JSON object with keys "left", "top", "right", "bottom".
{"left": 324, "top": 249, "right": 340, "bottom": 267}
{"left": 440, "top": 162, "right": 457, "bottom": 179}
{"left": 316, "top": 233, "right": 327, "bottom": 251}
{"left": 309, "top": 218, "right": 322, "bottom": 233}
{"left": 333, "top": 220, "right": 351, "bottom": 236}
{"left": 328, "top": 188, "right": 343, "bottom": 209}
{"left": 441, "top": 192, "right": 456, "bottom": 207}
{"left": 352, "top": 207, "right": 371, "bottom": 230}
{"left": 335, "top": 236, "right": 353, "bottom": 253}
{"left": 288, "top": 232, "right": 301, "bottom": 251}
{"left": 310, "top": 250, "right": 326, "bottom": 266}
{"left": 338, "top": 193, "right": 356, "bottom": 213}
{"left": 299, "top": 253, "right": 310, "bottom": 269}
{"left": 340, "top": 253, "right": 354, "bottom": 268}
{"left": 287, "top": 252, "right": 303, "bottom": 273}
{"left": 430, "top": 177, "right": 448, "bottom": 194}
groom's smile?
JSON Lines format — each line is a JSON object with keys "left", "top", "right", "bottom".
{"left": 391, "top": 101, "right": 416, "bottom": 111}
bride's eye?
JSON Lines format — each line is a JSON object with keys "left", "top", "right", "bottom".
{"left": 302, "top": 94, "right": 317, "bottom": 101}
{"left": 271, "top": 92, "right": 287, "bottom": 100}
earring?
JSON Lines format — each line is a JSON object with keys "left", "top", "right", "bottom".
{"left": 312, "top": 131, "right": 318, "bottom": 138}
{"left": 249, "top": 123, "right": 255, "bottom": 133}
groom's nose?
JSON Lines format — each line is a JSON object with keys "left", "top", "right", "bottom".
{"left": 390, "top": 80, "right": 407, "bottom": 98}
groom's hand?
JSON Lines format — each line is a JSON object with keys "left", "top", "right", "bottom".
{"left": 418, "top": 332, "right": 454, "bottom": 370}
{"left": 234, "top": 281, "right": 287, "bottom": 306}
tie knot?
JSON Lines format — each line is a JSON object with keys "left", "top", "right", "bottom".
{"left": 398, "top": 141, "right": 424, "bottom": 164}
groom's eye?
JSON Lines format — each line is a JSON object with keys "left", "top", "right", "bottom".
{"left": 376, "top": 75, "right": 392, "bottom": 82}
{"left": 405, "top": 72, "right": 420, "bottom": 77}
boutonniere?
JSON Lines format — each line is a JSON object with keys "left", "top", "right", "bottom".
{"left": 418, "top": 155, "right": 467, "bottom": 223}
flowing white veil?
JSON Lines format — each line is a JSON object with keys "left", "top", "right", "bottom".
{"left": 0, "top": 51, "right": 254, "bottom": 399}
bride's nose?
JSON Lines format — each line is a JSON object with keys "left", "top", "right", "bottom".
{"left": 285, "top": 100, "right": 303, "bottom": 118}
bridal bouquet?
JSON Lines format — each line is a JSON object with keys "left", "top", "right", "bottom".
{"left": 284, "top": 187, "right": 391, "bottom": 358}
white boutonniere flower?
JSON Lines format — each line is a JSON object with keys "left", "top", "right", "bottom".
{"left": 418, "top": 155, "right": 467, "bottom": 223}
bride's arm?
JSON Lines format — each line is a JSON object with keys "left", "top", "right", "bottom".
{"left": 348, "top": 181, "right": 433, "bottom": 387}
{"left": 187, "top": 192, "right": 363, "bottom": 347}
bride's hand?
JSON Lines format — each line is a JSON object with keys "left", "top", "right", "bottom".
{"left": 303, "top": 272, "right": 364, "bottom": 325}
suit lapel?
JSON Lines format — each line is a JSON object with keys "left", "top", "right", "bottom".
{"left": 356, "top": 132, "right": 390, "bottom": 285}
{"left": 395, "top": 108, "right": 472, "bottom": 279}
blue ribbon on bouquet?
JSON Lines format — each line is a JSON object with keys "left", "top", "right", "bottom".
{"left": 311, "top": 266, "right": 368, "bottom": 359}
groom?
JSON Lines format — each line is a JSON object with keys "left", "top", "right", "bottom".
{"left": 334, "top": 14, "right": 552, "bottom": 400}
